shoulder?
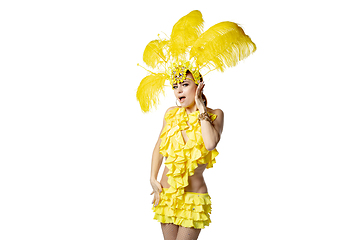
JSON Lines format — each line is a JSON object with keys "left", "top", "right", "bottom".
{"left": 207, "top": 107, "right": 224, "bottom": 135}
{"left": 165, "top": 106, "right": 178, "bottom": 114}
{"left": 206, "top": 107, "right": 224, "bottom": 118}
{"left": 160, "top": 107, "right": 178, "bottom": 128}
{"left": 163, "top": 106, "right": 180, "bottom": 120}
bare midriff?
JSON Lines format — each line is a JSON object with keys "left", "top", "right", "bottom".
{"left": 159, "top": 119, "right": 209, "bottom": 193}
{"left": 160, "top": 160, "right": 208, "bottom": 194}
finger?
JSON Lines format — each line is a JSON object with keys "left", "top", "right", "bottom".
{"left": 196, "top": 87, "right": 202, "bottom": 97}
{"left": 155, "top": 193, "right": 161, "bottom": 206}
{"left": 150, "top": 191, "right": 154, "bottom": 195}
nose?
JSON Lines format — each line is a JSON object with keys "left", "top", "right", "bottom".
{"left": 177, "top": 85, "right": 183, "bottom": 93}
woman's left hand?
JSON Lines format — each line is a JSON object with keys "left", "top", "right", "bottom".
{"left": 195, "top": 82, "right": 206, "bottom": 112}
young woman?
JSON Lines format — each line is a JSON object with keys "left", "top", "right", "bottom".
{"left": 150, "top": 70, "right": 224, "bottom": 240}
{"left": 136, "top": 9, "right": 255, "bottom": 240}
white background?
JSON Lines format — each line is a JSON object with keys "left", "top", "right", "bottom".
{"left": 1, "top": 0, "right": 359, "bottom": 239}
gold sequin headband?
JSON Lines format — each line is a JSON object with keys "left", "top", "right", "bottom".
{"left": 169, "top": 62, "right": 201, "bottom": 85}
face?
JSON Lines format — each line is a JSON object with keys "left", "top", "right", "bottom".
{"left": 173, "top": 72, "right": 198, "bottom": 108}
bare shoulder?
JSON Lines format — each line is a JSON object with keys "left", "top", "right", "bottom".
{"left": 206, "top": 107, "right": 224, "bottom": 118}
{"left": 206, "top": 107, "right": 224, "bottom": 135}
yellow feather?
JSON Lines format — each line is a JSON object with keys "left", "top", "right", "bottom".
{"left": 136, "top": 73, "right": 167, "bottom": 112}
{"left": 169, "top": 10, "right": 204, "bottom": 61}
{"left": 143, "top": 39, "right": 169, "bottom": 69}
{"left": 190, "top": 21, "right": 256, "bottom": 72}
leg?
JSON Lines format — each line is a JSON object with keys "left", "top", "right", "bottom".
{"left": 161, "top": 223, "right": 179, "bottom": 240}
{"left": 176, "top": 226, "right": 201, "bottom": 240}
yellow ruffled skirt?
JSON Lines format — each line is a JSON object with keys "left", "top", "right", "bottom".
{"left": 152, "top": 188, "right": 212, "bottom": 229}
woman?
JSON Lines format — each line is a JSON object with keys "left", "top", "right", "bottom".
{"left": 150, "top": 70, "right": 224, "bottom": 240}
{"left": 136, "top": 9, "right": 255, "bottom": 240}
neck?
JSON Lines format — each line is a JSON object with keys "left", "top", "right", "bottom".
{"left": 184, "top": 102, "right": 198, "bottom": 114}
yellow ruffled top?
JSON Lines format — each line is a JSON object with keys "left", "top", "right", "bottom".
{"left": 159, "top": 107, "right": 219, "bottom": 211}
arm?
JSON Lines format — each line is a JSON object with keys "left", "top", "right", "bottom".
{"left": 199, "top": 107, "right": 224, "bottom": 151}
{"left": 150, "top": 117, "right": 166, "bottom": 182}
{"left": 196, "top": 82, "right": 224, "bottom": 151}
{"left": 150, "top": 107, "right": 174, "bottom": 206}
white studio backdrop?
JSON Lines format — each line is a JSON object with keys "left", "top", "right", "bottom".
{"left": 0, "top": 0, "right": 359, "bottom": 239}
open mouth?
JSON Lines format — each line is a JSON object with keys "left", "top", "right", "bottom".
{"left": 179, "top": 96, "right": 186, "bottom": 103}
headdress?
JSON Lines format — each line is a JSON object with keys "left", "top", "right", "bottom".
{"left": 136, "top": 10, "right": 256, "bottom": 112}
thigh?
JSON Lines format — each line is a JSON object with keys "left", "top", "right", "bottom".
{"left": 161, "top": 223, "right": 179, "bottom": 240}
{"left": 176, "top": 226, "right": 201, "bottom": 240}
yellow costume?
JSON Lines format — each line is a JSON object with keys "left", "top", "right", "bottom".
{"left": 153, "top": 107, "right": 218, "bottom": 229}
{"left": 136, "top": 9, "right": 256, "bottom": 229}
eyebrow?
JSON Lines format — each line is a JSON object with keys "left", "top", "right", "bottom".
{"left": 173, "top": 80, "right": 191, "bottom": 87}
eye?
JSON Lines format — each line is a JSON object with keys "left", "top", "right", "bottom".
{"left": 183, "top": 84, "right": 189, "bottom": 87}
{"left": 172, "top": 85, "right": 178, "bottom": 89}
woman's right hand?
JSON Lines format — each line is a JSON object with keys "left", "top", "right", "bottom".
{"left": 150, "top": 179, "right": 162, "bottom": 207}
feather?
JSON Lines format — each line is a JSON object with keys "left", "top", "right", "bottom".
{"left": 136, "top": 73, "right": 167, "bottom": 112}
{"left": 169, "top": 10, "right": 204, "bottom": 61}
{"left": 143, "top": 39, "right": 169, "bottom": 69}
{"left": 190, "top": 21, "right": 256, "bottom": 72}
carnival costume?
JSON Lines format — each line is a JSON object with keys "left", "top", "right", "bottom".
{"left": 136, "top": 10, "right": 256, "bottom": 229}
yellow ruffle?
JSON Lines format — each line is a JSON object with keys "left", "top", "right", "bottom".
{"left": 153, "top": 189, "right": 212, "bottom": 229}
{"left": 157, "top": 107, "right": 218, "bottom": 228}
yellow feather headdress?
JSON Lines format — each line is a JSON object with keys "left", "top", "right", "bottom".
{"left": 137, "top": 10, "right": 256, "bottom": 112}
